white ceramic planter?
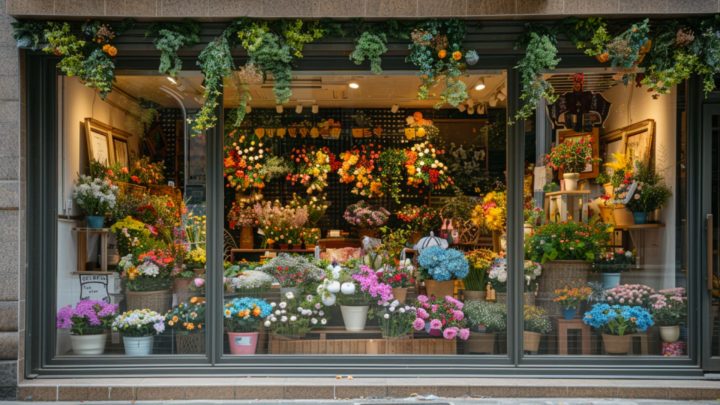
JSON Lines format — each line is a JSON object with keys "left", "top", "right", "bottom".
{"left": 660, "top": 325, "right": 681, "bottom": 343}
{"left": 563, "top": 173, "right": 580, "bottom": 191}
{"left": 70, "top": 333, "right": 107, "bottom": 355}
{"left": 123, "top": 335, "right": 154, "bottom": 356}
{"left": 340, "top": 305, "right": 369, "bottom": 332}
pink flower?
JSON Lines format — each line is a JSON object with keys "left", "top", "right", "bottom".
{"left": 193, "top": 278, "right": 205, "bottom": 288}
{"left": 443, "top": 327, "right": 458, "bottom": 340}
{"left": 458, "top": 328, "right": 470, "bottom": 340}
{"left": 429, "top": 319, "right": 442, "bottom": 330}
{"left": 416, "top": 307, "right": 429, "bottom": 319}
{"left": 413, "top": 318, "right": 425, "bottom": 331}
{"left": 452, "top": 310, "right": 464, "bottom": 321}
{"left": 417, "top": 295, "right": 429, "bottom": 304}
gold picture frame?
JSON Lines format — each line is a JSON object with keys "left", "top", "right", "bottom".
{"left": 600, "top": 119, "right": 655, "bottom": 169}
{"left": 84, "top": 118, "right": 113, "bottom": 165}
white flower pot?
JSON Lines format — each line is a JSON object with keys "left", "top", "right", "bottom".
{"left": 70, "top": 333, "right": 107, "bottom": 355}
{"left": 123, "top": 335, "right": 154, "bottom": 356}
{"left": 660, "top": 325, "right": 680, "bottom": 343}
{"left": 563, "top": 173, "right": 580, "bottom": 191}
{"left": 340, "top": 305, "right": 369, "bottom": 332}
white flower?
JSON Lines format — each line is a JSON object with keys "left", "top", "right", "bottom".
{"left": 340, "top": 282, "right": 356, "bottom": 295}
{"left": 311, "top": 318, "right": 318, "bottom": 325}
{"left": 383, "top": 314, "right": 390, "bottom": 319}
{"left": 285, "top": 291, "right": 295, "bottom": 300}
{"left": 279, "top": 302, "right": 287, "bottom": 309}
{"left": 264, "top": 321, "right": 271, "bottom": 327}
{"left": 290, "top": 316, "right": 297, "bottom": 322}
{"left": 274, "top": 310, "right": 281, "bottom": 316}
{"left": 280, "top": 316, "right": 288, "bottom": 322}
{"left": 320, "top": 319, "right": 327, "bottom": 325}
{"left": 399, "top": 308, "right": 406, "bottom": 313}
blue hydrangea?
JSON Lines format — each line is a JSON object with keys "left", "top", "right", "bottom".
{"left": 418, "top": 246, "right": 469, "bottom": 281}
{"left": 583, "top": 303, "right": 654, "bottom": 335}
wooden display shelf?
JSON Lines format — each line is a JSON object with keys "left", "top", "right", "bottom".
{"left": 544, "top": 190, "right": 591, "bottom": 223}
{"left": 73, "top": 227, "right": 110, "bottom": 272}
{"left": 613, "top": 223, "right": 665, "bottom": 231}
{"left": 614, "top": 223, "right": 664, "bottom": 266}
{"left": 268, "top": 327, "right": 456, "bottom": 355}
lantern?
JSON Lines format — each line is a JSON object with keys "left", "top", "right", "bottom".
{"left": 413, "top": 231, "right": 449, "bottom": 252}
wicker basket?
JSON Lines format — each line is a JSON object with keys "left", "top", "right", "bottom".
{"left": 176, "top": 332, "right": 205, "bottom": 354}
{"left": 536, "top": 260, "right": 591, "bottom": 316}
{"left": 125, "top": 289, "right": 172, "bottom": 314}
{"left": 115, "top": 181, "right": 147, "bottom": 198}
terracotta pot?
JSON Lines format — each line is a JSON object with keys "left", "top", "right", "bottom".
{"left": 563, "top": 173, "right": 580, "bottom": 191}
{"left": 613, "top": 206, "right": 635, "bottom": 227}
{"left": 464, "top": 332, "right": 496, "bottom": 354}
{"left": 463, "top": 290, "right": 486, "bottom": 302}
{"left": 660, "top": 325, "right": 680, "bottom": 343}
{"left": 239, "top": 226, "right": 254, "bottom": 249}
{"left": 425, "top": 280, "right": 455, "bottom": 299}
{"left": 523, "top": 330, "right": 542, "bottom": 352}
{"left": 392, "top": 287, "right": 408, "bottom": 304}
{"left": 602, "top": 333, "right": 631, "bottom": 354}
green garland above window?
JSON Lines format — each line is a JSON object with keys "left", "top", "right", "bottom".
{"left": 146, "top": 21, "right": 200, "bottom": 78}
{"left": 348, "top": 21, "right": 409, "bottom": 75}
{"left": 192, "top": 34, "right": 234, "bottom": 134}
{"left": 514, "top": 31, "right": 560, "bottom": 123}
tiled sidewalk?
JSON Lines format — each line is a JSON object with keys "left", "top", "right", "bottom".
{"left": 15, "top": 377, "right": 720, "bottom": 401}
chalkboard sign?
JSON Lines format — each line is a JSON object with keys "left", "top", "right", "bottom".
{"left": 79, "top": 274, "right": 111, "bottom": 303}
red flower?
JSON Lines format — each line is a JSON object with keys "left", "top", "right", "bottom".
{"left": 130, "top": 175, "right": 140, "bottom": 183}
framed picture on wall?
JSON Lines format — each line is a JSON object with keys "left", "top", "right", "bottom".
{"left": 112, "top": 135, "right": 129, "bottom": 167}
{"left": 600, "top": 119, "right": 655, "bottom": 170}
{"left": 84, "top": 118, "right": 113, "bottom": 165}
{"left": 557, "top": 127, "right": 600, "bottom": 179}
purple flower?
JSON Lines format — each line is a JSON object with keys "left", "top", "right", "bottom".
{"left": 417, "top": 295, "right": 429, "bottom": 304}
{"left": 443, "top": 327, "right": 458, "bottom": 340}
{"left": 194, "top": 278, "right": 205, "bottom": 288}
{"left": 153, "top": 321, "right": 165, "bottom": 334}
{"left": 413, "top": 318, "right": 425, "bottom": 331}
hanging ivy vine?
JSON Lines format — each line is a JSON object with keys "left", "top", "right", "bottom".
{"left": 350, "top": 31, "right": 388, "bottom": 74}
{"left": 514, "top": 31, "right": 560, "bottom": 123}
{"left": 146, "top": 21, "right": 200, "bottom": 77}
{"left": 192, "top": 34, "right": 234, "bottom": 134}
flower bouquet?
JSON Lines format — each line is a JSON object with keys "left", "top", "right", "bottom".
{"left": 418, "top": 246, "right": 469, "bottom": 298}
{"left": 255, "top": 253, "right": 325, "bottom": 293}
{"left": 56, "top": 300, "right": 118, "bottom": 355}
{"left": 470, "top": 191, "right": 507, "bottom": 233}
{"left": 286, "top": 146, "right": 334, "bottom": 194}
{"left": 650, "top": 288, "right": 687, "bottom": 343}
{"left": 118, "top": 249, "right": 174, "bottom": 314}
{"left": 110, "top": 216, "right": 156, "bottom": 256}
{"left": 73, "top": 175, "right": 118, "bottom": 228}
{"left": 604, "top": 284, "right": 655, "bottom": 308}
{"left": 413, "top": 294, "right": 470, "bottom": 340}
{"left": 376, "top": 259, "right": 416, "bottom": 303}
{"left": 227, "top": 200, "right": 257, "bottom": 230}
{"left": 337, "top": 144, "right": 383, "bottom": 197}
{"left": 343, "top": 201, "right": 390, "bottom": 238}
{"left": 377, "top": 148, "right": 408, "bottom": 203}
{"left": 404, "top": 111, "right": 439, "bottom": 140}
{"left": 253, "top": 200, "right": 308, "bottom": 248}
{"left": 404, "top": 141, "right": 453, "bottom": 190}
{"left": 523, "top": 305, "right": 552, "bottom": 352}
{"left": 165, "top": 297, "right": 205, "bottom": 354}
{"left": 224, "top": 297, "right": 272, "bottom": 354}
{"left": 224, "top": 130, "right": 287, "bottom": 191}
{"left": 396, "top": 204, "right": 439, "bottom": 237}
{"left": 112, "top": 309, "right": 166, "bottom": 356}
{"left": 264, "top": 291, "right": 328, "bottom": 339}
{"left": 583, "top": 303, "right": 654, "bottom": 354}
{"left": 370, "top": 300, "right": 417, "bottom": 338}
{"left": 553, "top": 286, "right": 592, "bottom": 319}
{"left": 464, "top": 249, "right": 496, "bottom": 300}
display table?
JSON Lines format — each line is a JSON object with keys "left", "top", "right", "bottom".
{"left": 73, "top": 227, "right": 110, "bottom": 272}
{"left": 544, "top": 190, "right": 591, "bottom": 223}
{"left": 555, "top": 317, "right": 591, "bottom": 355}
{"left": 613, "top": 223, "right": 664, "bottom": 266}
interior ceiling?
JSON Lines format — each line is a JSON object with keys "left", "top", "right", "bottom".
{"left": 114, "top": 73, "right": 508, "bottom": 110}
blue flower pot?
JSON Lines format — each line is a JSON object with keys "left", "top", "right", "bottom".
{"left": 86, "top": 215, "right": 105, "bottom": 229}
{"left": 632, "top": 212, "right": 647, "bottom": 224}
{"left": 562, "top": 307, "right": 577, "bottom": 320}
{"left": 602, "top": 272, "right": 621, "bottom": 290}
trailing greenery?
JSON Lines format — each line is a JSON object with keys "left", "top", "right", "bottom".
{"left": 350, "top": 31, "right": 388, "bottom": 74}
{"left": 514, "top": 32, "right": 560, "bottom": 123}
{"left": 192, "top": 35, "right": 234, "bottom": 134}
{"left": 146, "top": 21, "right": 200, "bottom": 77}
{"left": 12, "top": 21, "right": 48, "bottom": 50}
{"left": 406, "top": 19, "right": 469, "bottom": 108}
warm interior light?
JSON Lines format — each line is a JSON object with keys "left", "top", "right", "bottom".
{"left": 391, "top": 104, "right": 399, "bottom": 113}
{"left": 467, "top": 105, "right": 475, "bottom": 115}
{"left": 489, "top": 98, "right": 498, "bottom": 107}
{"left": 348, "top": 82, "right": 360, "bottom": 89}
{"left": 496, "top": 89, "right": 507, "bottom": 101}
{"left": 295, "top": 105, "right": 303, "bottom": 114}
{"left": 276, "top": 105, "right": 284, "bottom": 113}
{"left": 311, "top": 104, "right": 319, "bottom": 114}
{"left": 474, "top": 78, "right": 485, "bottom": 91}
{"left": 166, "top": 76, "right": 178, "bottom": 85}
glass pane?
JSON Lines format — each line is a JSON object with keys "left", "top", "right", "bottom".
{"left": 220, "top": 71, "right": 509, "bottom": 356}
{"left": 523, "top": 72, "right": 688, "bottom": 357}
{"left": 711, "top": 111, "right": 720, "bottom": 356}
{"left": 55, "top": 73, "right": 207, "bottom": 356}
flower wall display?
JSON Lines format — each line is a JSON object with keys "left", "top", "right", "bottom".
{"left": 405, "top": 141, "right": 453, "bottom": 190}
{"left": 396, "top": 204, "right": 439, "bottom": 234}
{"left": 337, "top": 144, "right": 383, "bottom": 197}
{"left": 377, "top": 148, "right": 408, "bottom": 203}
{"left": 224, "top": 130, "right": 288, "bottom": 192}
{"left": 413, "top": 295, "right": 470, "bottom": 340}
{"left": 343, "top": 200, "right": 390, "bottom": 228}
{"left": 470, "top": 191, "right": 506, "bottom": 232}
{"left": 286, "top": 146, "right": 335, "bottom": 194}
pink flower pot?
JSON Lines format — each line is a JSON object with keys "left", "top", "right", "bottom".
{"left": 227, "top": 332, "right": 259, "bottom": 355}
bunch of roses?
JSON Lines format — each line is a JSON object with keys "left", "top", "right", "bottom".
{"left": 223, "top": 131, "right": 270, "bottom": 191}
{"left": 404, "top": 141, "right": 453, "bottom": 190}
{"left": 286, "top": 146, "right": 335, "bottom": 194}
{"left": 412, "top": 294, "right": 470, "bottom": 341}
{"left": 337, "top": 144, "right": 383, "bottom": 197}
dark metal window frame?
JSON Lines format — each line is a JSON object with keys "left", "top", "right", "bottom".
{"left": 24, "top": 21, "right": 706, "bottom": 378}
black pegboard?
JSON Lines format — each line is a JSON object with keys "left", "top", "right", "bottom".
{"left": 158, "top": 108, "right": 185, "bottom": 187}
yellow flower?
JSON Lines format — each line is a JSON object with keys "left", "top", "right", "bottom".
{"left": 604, "top": 152, "right": 630, "bottom": 172}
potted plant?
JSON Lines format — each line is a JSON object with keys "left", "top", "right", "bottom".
{"left": 165, "top": 297, "right": 205, "bottom": 354}
{"left": 583, "top": 303, "right": 654, "bottom": 354}
{"left": 413, "top": 294, "right": 470, "bottom": 341}
{"left": 370, "top": 300, "right": 417, "bottom": 339}
{"left": 255, "top": 253, "right": 325, "bottom": 296}
{"left": 523, "top": 305, "right": 551, "bottom": 353}
{"left": 227, "top": 199, "right": 258, "bottom": 249}
{"left": 118, "top": 249, "right": 174, "bottom": 314}
{"left": 112, "top": 309, "right": 166, "bottom": 356}
{"left": 604, "top": 152, "right": 635, "bottom": 226}
{"left": 463, "top": 301, "right": 506, "bottom": 354}
{"left": 418, "top": 246, "right": 469, "bottom": 299}
{"left": 174, "top": 247, "right": 205, "bottom": 304}
{"left": 525, "top": 220, "right": 609, "bottom": 316}
{"left": 487, "top": 257, "right": 508, "bottom": 302}
{"left": 72, "top": 174, "right": 118, "bottom": 228}
{"left": 56, "top": 299, "right": 118, "bottom": 355}
{"left": 618, "top": 162, "right": 672, "bottom": 224}
{"left": 224, "top": 268, "right": 274, "bottom": 296}
{"left": 464, "top": 249, "right": 496, "bottom": 301}
{"left": 553, "top": 286, "right": 592, "bottom": 320}
{"left": 376, "top": 259, "right": 415, "bottom": 304}
{"left": 265, "top": 291, "right": 328, "bottom": 341}
{"left": 593, "top": 248, "right": 635, "bottom": 289}
{"left": 396, "top": 204, "right": 440, "bottom": 242}
{"left": 605, "top": 283, "right": 655, "bottom": 307}
{"left": 317, "top": 263, "right": 379, "bottom": 332}
{"left": 523, "top": 260, "right": 542, "bottom": 305}
{"left": 223, "top": 297, "right": 272, "bottom": 355}
{"left": 544, "top": 137, "right": 595, "bottom": 191}
{"left": 650, "top": 288, "right": 687, "bottom": 343}
{"left": 343, "top": 200, "right": 390, "bottom": 238}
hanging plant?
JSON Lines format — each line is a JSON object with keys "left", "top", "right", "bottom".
{"left": 192, "top": 35, "right": 234, "bottom": 134}
{"left": 378, "top": 148, "right": 407, "bottom": 204}
{"left": 566, "top": 17, "right": 611, "bottom": 60}
{"left": 514, "top": 32, "right": 560, "bottom": 122}
{"left": 406, "top": 20, "right": 469, "bottom": 108}
{"left": 606, "top": 19, "right": 651, "bottom": 71}
{"left": 147, "top": 21, "right": 200, "bottom": 77}
{"left": 350, "top": 31, "right": 388, "bottom": 74}
{"left": 12, "top": 21, "right": 48, "bottom": 50}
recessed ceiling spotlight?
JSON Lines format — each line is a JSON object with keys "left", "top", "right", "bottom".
{"left": 311, "top": 104, "right": 319, "bottom": 114}
{"left": 391, "top": 104, "right": 399, "bottom": 113}
{"left": 245, "top": 105, "right": 252, "bottom": 114}
{"left": 348, "top": 82, "right": 360, "bottom": 89}
{"left": 276, "top": 105, "right": 284, "bottom": 114}
{"left": 474, "top": 78, "right": 485, "bottom": 91}
{"left": 458, "top": 104, "right": 466, "bottom": 112}
{"left": 295, "top": 105, "right": 303, "bottom": 114}
{"left": 166, "top": 76, "right": 178, "bottom": 85}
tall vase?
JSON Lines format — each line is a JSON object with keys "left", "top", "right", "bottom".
{"left": 563, "top": 173, "right": 580, "bottom": 191}
{"left": 227, "top": 331, "right": 259, "bottom": 355}
{"left": 340, "top": 305, "right": 369, "bottom": 332}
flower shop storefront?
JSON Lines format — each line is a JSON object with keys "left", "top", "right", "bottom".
{"left": 19, "top": 17, "right": 720, "bottom": 378}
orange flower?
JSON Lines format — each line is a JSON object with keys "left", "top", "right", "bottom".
{"left": 438, "top": 49, "right": 447, "bottom": 59}
{"left": 452, "top": 51, "right": 462, "bottom": 61}
{"left": 413, "top": 111, "right": 423, "bottom": 122}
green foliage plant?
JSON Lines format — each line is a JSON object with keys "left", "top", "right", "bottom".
{"left": 147, "top": 21, "right": 200, "bottom": 77}
{"left": 350, "top": 31, "right": 388, "bottom": 74}
{"left": 192, "top": 35, "right": 234, "bottom": 134}
{"left": 513, "top": 32, "right": 560, "bottom": 123}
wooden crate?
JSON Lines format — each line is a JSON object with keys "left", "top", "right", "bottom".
{"left": 268, "top": 328, "right": 456, "bottom": 355}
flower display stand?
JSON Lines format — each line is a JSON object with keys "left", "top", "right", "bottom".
{"left": 544, "top": 190, "right": 591, "bottom": 223}
{"left": 555, "top": 317, "right": 591, "bottom": 355}
{"left": 268, "top": 327, "right": 456, "bottom": 355}
{"left": 73, "top": 227, "right": 110, "bottom": 272}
